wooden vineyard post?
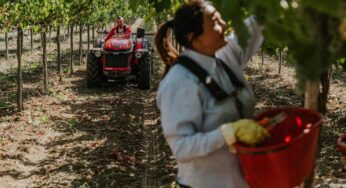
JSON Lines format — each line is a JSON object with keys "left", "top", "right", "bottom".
{"left": 318, "top": 69, "right": 332, "bottom": 114}
{"left": 5, "top": 32, "right": 9, "bottom": 60}
{"left": 87, "top": 25, "right": 90, "bottom": 53}
{"left": 92, "top": 26, "right": 95, "bottom": 45}
{"left": 303, "top": 80, "right": 320, "bottom": 188}
{"left": 42, "top": 25, "right": 48, "bottom": 94}
{"left": 278, "top": 50, "right": 282, "bottom": 74}
{"left": 79, "top": 24, "right": 83, "bottom": 65}
{"left": 70, "top": 24, "right": 74, "bottom": 75}
{"left": 20, "top": 29, "right": 24, "bottom": 52}
{"left": 304, "top": 80, "right": 319, "bottom": 109}
{"left": 57, "top": 25, "right": 62, "bottom": 81}
{"left": 17, "top": 28, "right": 24, "bottom": 112}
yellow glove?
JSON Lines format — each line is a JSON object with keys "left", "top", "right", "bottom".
{"left": 220, "top": 119, "right": 270, "bottom": 147}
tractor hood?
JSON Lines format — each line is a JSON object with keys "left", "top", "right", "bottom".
{"left": 104, "top": 38, "right": 132, "bottom": 51}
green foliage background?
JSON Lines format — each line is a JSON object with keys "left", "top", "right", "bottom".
{"left": 1, "top": 0, "right": 346, "bottom": 82}
{"left": 129, "top": 0, "right": 346, "bottom": 84}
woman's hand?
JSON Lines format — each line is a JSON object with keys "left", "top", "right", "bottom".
{"left": 220, "top": 119, "right": 270, "bottom": 147}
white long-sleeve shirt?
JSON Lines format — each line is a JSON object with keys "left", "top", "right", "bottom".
{"left": 156, "top": 17, "right": 263, "bottom": 188}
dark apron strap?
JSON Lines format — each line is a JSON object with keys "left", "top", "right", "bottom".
{"left": 217, "top": 59, "right": 244, "bottom": 88}
{"left": 175, "top": 56, "right": 245, "bottom": 118}
{"left": 217, "top": 59, "right": 245, "bottom": 118}
{"left": 176, "top": 56, "right": 235, "bottom": 101}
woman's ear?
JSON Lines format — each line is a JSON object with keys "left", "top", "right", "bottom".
{"left": 186, "top": 32, "right": 194, "bottom": 42}
{"left": 186, "top": 32, "right": 198, "bottom": 48}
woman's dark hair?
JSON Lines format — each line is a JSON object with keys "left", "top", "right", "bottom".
{"left": 155, "top": 0, "right": 209, "bottom": 77}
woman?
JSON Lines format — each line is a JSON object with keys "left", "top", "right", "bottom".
{"left": 155, "top": 1, "right": 269, "bottom": 187}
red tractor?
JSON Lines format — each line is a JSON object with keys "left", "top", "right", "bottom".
{"left": 87, "top": 28, "right": 153, "bottom": 90}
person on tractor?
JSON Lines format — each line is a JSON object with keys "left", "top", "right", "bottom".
{"left": 104, "top": 16, "right": 132, "bottom": 41}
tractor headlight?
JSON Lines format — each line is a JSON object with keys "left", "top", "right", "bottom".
{"left": 135, "top": 52, "right": 142, "bottom": 59}
{"left": 95, "top": 51, "right": 102, "bottom": 58}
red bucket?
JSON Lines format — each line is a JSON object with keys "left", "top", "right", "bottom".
{"left": 234, "top": 107, "right": 322, "bottom": 188}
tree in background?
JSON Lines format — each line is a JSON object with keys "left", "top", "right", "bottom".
{"left": 1, "top": 1, "right": 29, "bottom": 111}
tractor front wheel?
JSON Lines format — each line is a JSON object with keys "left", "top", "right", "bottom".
{"left": 86, "top": 53, "right": 103, "bottom": 88}
{"left": 136, "top": 54, "right": 151, "bottom": 90}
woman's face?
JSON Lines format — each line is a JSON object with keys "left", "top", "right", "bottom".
{"left": 191, "top": 4, "right": 227, "bottom": 56}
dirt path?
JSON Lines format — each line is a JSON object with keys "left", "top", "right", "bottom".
{"left": 0, "top": 60, "right": 175, "bottom": 187}
{"left": 142, "top": 91, "right": 159, "bottom": 188}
